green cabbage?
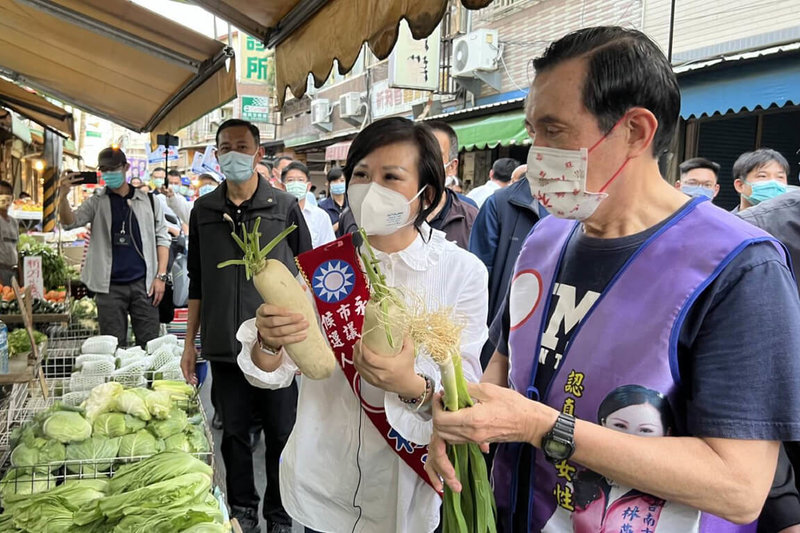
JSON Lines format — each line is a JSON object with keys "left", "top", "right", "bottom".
{"left": 83, "top": 381, "right": 124, "bottom": 422}
{"left": 148, "top": 408, "right": 188, "bottom": 439}
{"left": 124, "top": 414, "right": 147, "bottom": 432}
{"left": 145, "top": 390, "right": 173, "bottom": 420}
{"left": 10, "top": 441, "right": 41, "bottom": 468}
{"left": 118, "top": 429, "right": 158, "bottom": 459}
{"left": 97, "top": 472, "right": 211, "bottom": 522}
{"left": 114, "top": 389, "right": 151, "bottom": 421}
{"left": 42, "top": 411, "right": 92, "bottom": 443}
{"left": 92, "top": 412, "right": 130, "bottom": 438}
{"left": 66, "top": 436, "right": 121, "bottom": 474}
{"left": 38, "top": 439, "right": 66, "bottom": 471}
{"left": 186, "top": 425, "right": 210, "bottom": 454}
{"left": 151, "top": 380, "right": 195, "bottom": 403}
{"left": 164, "top": 433, "right": 192, "bottom": 453}
{"left": 2, "top": 478, "right": 108, "bottom": 532}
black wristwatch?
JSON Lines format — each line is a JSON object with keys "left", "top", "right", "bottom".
{"left": 541, "top": 413, "right": 576, "bottom": 463}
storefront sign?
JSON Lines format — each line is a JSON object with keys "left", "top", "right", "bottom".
{"left": 389, "top": 21, "right": 441, "bottom": 91}
{"left": 241, "top": 96, "right": 271, "bottom": 122}
{"left": 240, "top": 35, "right": 275, "bottom": 86}
{"left": 370, "top": 80, "right": 430, "bottom": 119}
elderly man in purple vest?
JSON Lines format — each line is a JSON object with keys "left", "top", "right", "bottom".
{"left": 425, "top": 26, "right": 800, "bottom": 533}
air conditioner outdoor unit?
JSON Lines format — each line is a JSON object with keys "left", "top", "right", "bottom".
{"left": 310, "top": 99, "right": 331, "bottom": 126}
{"left": 339, "top": 92, "right": 364, "bottom": 118}
{"left": 451, "top": 29, "right": 499, "bottom": 77}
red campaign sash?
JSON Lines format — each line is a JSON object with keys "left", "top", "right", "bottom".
{"left": 295, "top": 234, "right": 434, "bottom": 490}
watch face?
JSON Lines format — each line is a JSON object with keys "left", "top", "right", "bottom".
{"left": 544, "top": 438, "right": 572, "bottom": 460}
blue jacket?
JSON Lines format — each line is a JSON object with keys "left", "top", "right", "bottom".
{"left": 468, "top": 178, "right": 546, "bottom": 346}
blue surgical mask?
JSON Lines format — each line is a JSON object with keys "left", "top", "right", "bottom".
{"left": 744, "top": 179, "right": 787, "bottom": 205}
{"left": 103, "top": 171, "right": 125, "bottom": 189}
{"left": 681, "top": 184, "right": 714, "bottom": 200}
{"left": 198, "top": 184, "right": 216, "bottom": 197}
{"left": 218, "top": 150, "right": 256, "bottom": 183}
{"left": 285, "top": 181, "right": 308, "bottom": 200}
{"left": 178, "top": 185, "right": 190, "bottom": 197}
{"left": 330, "top": 182, "right": 346, "bottom": 195}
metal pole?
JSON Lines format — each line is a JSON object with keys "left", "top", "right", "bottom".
{"left": 42, "top": 130, "right": 62, "bottom": 232}
{"left": 667, "top": 0, "right": 677, "bottom": 62}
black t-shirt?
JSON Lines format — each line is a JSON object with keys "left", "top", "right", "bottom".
{"left": 490, "top": 203, "right": 800, "bottom": 528}
{"left": 109, "top": 187, "right": 146, "bottom": 284}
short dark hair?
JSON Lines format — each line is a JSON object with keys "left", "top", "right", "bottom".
{"left": 492, "top": 158, "right": 520, "bottom": 183}
{"left": 281, "top": 161, "right": 310, "bottom": 182}
{"left": 197, "top": 173, "right": 217, "bottom": 184}
{"left": 152, "top": 167, "right": 166, "bottom": 174}
{"left": 18, "top": 191, "right": 31, "bottom": 198}
{"left": 275, "top": 155, "right": 293, "bottom": 166}
{"left": 598, "top": 384, "right": 674, "bottom": 434}
{"left": 326, "top": 166, "right": 344, "bottom": 183}
{"left": 426, "top": 121, "right": 459, "bottom": 161}
{"left": 167, "top": 170, "right": 181, "bottom": 178}
{"left": 732, "top": 148, "right": 790, "bottom": 182}
{"left": 215, "top": 119, "right": 260, "bottom": 146}
{"left": 533, "top": 26, "right": 681, "bottom": 156}
{"left": 344, "top": 117, "right": 444, "bottom": 228}
{"left": 679, "top": 157, "right": 720, "bottom": 179}
{"left": 0, "top": 181, "right": 12, "bottom": 195}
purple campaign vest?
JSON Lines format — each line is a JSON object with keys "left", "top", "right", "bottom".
{"left": 495, "top": 199, "right": 783, "bottom": 532}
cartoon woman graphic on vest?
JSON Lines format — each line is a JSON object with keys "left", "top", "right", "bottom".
{"left": 569, "top": 384, "right": 700, "bottom": 533}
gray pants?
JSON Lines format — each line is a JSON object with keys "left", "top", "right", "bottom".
{"left": 95, "top": 278, "right": 159, "bottom": 348}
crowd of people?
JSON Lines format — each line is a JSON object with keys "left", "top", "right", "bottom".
{"left": 57, "top": 25, "right": 800, "bottom": 533}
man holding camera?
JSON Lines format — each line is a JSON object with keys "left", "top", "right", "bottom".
{"left": 59, "top": 147, "right": 170, "bottom": 347}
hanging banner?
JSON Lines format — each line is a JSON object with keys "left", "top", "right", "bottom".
{"left": 22, "top": 256, "right": 44, "bottom": 300}
{"left": 389, "top": 20, "right": 441, "bottom": 91}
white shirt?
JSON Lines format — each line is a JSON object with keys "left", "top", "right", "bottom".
{"left": 466, "top": 180, "right": 501, "bottom": 208}
{"left": 237, "top": 228, "right": 488, "bottom": 533}
{"left": 302, "top": 201, "right": 336, "bottom": 248}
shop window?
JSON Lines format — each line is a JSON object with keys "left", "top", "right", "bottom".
{"left": 696, "top": 115, "right": 757, "bottom": 211}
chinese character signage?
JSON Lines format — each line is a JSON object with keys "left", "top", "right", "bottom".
{"left": 23, "top": 256, "right": 43, "bottom": 300}
{"left": 240, "top": 35, "right": 275, "bottom": 86}
{"left": 389, "top": 20, "right": 441, "bottom": 91}
{"left": 241, "top": 96, "right": 271, "bottom": 122}
{"left": 369, "top": 80, "right": 430, "bottom": 119}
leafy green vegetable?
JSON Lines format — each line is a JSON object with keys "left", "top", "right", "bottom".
{"left": 92, "top": 413, "right": 130, "bottom": 438}
{"left": 97, "top": 472, "right": 211, "bottom": 522}
{"left": 151, "top": 380, "right": 195, "bottom": 403}
{"left": 42, "top": 411, "right": 92, "bottom": 443}
{"left": 7, "top": 328, "right": 46, "bottom": 357}
{"left": 118, "top": 430, "right": 159, "bottom": 459}
{"left": 186, "top": 425, "right": 210, "bottom": 454}
{"left": 108, "top": 451, "right": 212, "bottom": 495}
{"left": 9, "top": 442, "right": 40, "bottom": 468}
{"left": 2, "top": 478, "right": 107, "bottom": 532}
{"left": 18, "top": 234, "right": 77, "bottom": 290}
{"left": 38, "top": 439, "right": 66, "bottom": 471}
{"left": 66, "top": 436, "right": 121, "bottom": 474}
{"left": 145, "top": 390, "right": 173, "bottom": 420}
{"left": 83, "top": 381, "right": 124, "bottom": 422}
{"left": 114, "top": 389, "right": 151, "bottom": 421}
{"left": 148, "top": 408, "right": 188, "bottom": 439}
{"left": 123, "top": 414, "right": 147, "bottom": 432}
{"left": 0, "top": 467, "right": 56, "bottom": 497}
{"left": 164, "top": 433, "right": 192, "bottom": 453}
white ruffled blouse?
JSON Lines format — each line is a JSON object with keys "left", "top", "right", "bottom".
{"left": 236, "top": 227, "right": 488, "bottom": 533}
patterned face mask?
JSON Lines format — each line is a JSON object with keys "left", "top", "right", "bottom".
{"left": 527, "top": 118, "right": 629, "bottom": 221}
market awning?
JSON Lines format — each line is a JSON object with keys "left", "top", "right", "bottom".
{"left": 0, "top": 0, "right": 236, "bottom": 134}
{"left": 192, "top": 0, "right": 492, "bottom": 104}
{"left": 325, "top": 140, "right": 352, "bottom": 161}
{"left": 9, "top": 112, "right": 31, "bottom": 144}
{"left": 452, "top": 110, "right": 530, "bottom": 151}
{"left": 0, "top": 77, "right": 74, "bottom": 138}
{"left": 676, "top": 44, "right": 800, "bottom": 119}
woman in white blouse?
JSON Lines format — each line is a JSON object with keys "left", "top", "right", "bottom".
{"left": 236, "top": 117, "right": 488, "bottom": 533}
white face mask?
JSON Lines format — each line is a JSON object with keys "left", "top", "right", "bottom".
{"left": 348, "top": 182, "right": 426, "bottom": 236}
{"left": 218, "top": 150, "right": 257, "bottom": 183}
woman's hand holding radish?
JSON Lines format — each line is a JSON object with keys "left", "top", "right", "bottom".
{"left": 255, "top": 303, "right": 310, "bottom": 347}
{"left": 353, "top": 335, "right": 424, "bottom": 398}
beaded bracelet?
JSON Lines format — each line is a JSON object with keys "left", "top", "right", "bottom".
{"left": 399, "top": 373, "right": 434, "bottom": 411}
